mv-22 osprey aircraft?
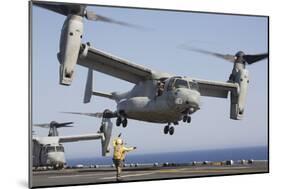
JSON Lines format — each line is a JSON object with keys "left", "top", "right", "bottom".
{"left": 35, "top": 2, "right": 268, "bottom": 135}
{"left": 33, "top": 119, "right": 113, "bottom": 169}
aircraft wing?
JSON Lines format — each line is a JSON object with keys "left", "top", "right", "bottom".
{"left": 78, "top": 45, "right": 167, "bottom": 84}
{"left": 59, "top": 133, "right": 104, "bottom": 143}
{"left": 194, "top": 79, "right": 239, "bottom": 98}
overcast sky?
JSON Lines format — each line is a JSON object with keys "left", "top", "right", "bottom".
{"left": 32, "top": 3, "right": 268, "bottom": 159}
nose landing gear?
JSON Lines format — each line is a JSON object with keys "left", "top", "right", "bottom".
{"left": 183, "top": 115, "right": 191, "bottom": 123}
{"left": 163, "top": 115, "right": 192, "bottom": 135}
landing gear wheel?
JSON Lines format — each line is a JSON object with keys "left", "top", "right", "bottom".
{"left": 187, "top": 116, "right": 191, "bottom": 123}
{"left": 169, "top": 127, "right": 175, "bottom": 135}
{"left": 116, "top": 117, "right": 122, "bottom": 127}
{"left": 164, "top": 125, "right": 169, "bottom": 134}
{"left": 183, "top": 116, "right": 187, "bottom": 122}
{"left": 122, "top": 118, "right": 128, "bottom": 128}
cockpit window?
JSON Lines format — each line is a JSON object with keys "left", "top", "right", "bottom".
{"left": 56, "top": 145, "right": 64, "bottom": 152}
{"left": 189, "top": 81, "right": 199, "bottom": 90}
{"left": 167, "top": 78, "right": 176, "bottom": 91}
{"left": 174, "top": 79, "right": 189, "bottom": 88}
{"left": 167, "top": 77, "right": 182, "bottom": 91}
{"left": 46, "top": 146, "right": 56, "bottom": 153}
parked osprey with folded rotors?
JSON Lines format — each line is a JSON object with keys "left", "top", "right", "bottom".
{"left": 32, "top": 119, "right": 113, "bottom": 169}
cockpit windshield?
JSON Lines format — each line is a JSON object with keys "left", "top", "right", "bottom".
{"left": 189, "top": 81, "right": 199, "bottom": 90}
{"left": 56, "top": 145, "right": 64, "bottom": 152}
{"left": 46, "top": 146, "right": 56, "bottom": 153}
{"left": 44, "top": 145, "right": 64, "bottom": 153}
{"left": 167, "top": 78, "right": 199, "bottom": 91}
{"left": 174, "top": 79, "right": 189, "bottom": 88}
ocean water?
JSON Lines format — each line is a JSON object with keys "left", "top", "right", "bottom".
{"left": 67, "top": 146, "right": 268, "bottom": 166}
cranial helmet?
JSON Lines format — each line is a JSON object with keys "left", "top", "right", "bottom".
{"left": 116, "top": 138, "right": 123, "bottom": 145}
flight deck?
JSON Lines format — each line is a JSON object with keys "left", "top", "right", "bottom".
{"left": 32, "top": 160, "right": 268, "bottom": 188}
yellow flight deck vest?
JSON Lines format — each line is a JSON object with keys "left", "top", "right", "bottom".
{"left": 113, "top": 139, "right": 134, "bottom": 160}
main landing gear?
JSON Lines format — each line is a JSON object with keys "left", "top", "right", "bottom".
{"left": 116, "top": 117, "right": 128, "bottom": 128}
{"left": 164, "top": 124, "right": 175, "bottom": 135}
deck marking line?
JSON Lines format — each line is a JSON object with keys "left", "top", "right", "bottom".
{"left": 100, "top": 172, "right": 154, "bottom": 180}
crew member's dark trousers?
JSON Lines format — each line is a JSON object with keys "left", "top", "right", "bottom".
{"left": 113, "top": 159, "right": 123, "bottom": 180}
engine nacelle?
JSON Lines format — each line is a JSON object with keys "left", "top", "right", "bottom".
{"left": 230, "top": 68, "right": 249, "bottom": 120}
{"left": 58, "top": 14, "right": 83, "bottom": 86}
{"left": 100, "top": 117, "right": 113, "bottom": 156}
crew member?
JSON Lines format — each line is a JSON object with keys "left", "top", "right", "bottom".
{"left": 112, "top": 136, "right": 136, "bottom": 181}
{"left": 156, "top": 81, "right": 165, "bottom": 96}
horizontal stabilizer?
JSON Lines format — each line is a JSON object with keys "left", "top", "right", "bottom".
{"left": 59, "top": 133, "right": 104, "bottom": 143}
{"left": 62, "top": 110, "right": 117, "bottom": 119}
{"left": 92, "top": 91, "right": 114, "bottom": 99}
{"left": 33, "top": 121, "right": 74, "bottom": 128}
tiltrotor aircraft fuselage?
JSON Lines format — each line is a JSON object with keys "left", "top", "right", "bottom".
{"left": 34, "top": 2, "right": 268, "bottom": 135}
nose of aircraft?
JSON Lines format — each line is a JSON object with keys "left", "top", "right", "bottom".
{"left": 186, "top": 91, "right": 200, "bottom": 107}
{"left": 47, "top": 152, "right": 66, "bottom": 165}
{"left": 174, "top": 88, "right": 200, "bottom": 109}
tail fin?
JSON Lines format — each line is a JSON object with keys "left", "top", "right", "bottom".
{"left": 83, "top": 68, "right": 116, "bottom": 103}
{"left": 84, "top": 68, "right": 93, "bottom": 103}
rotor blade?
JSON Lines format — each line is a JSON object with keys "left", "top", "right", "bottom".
{"left": 62, "top": 112, "right": 104, "bottom": 118}
{"left": 33, "top": 123, "right": 50, "bottom": 128}
{"left": 34, "top": 122, "right": 73, "bottom": 128}
{"left": 36, "top": 3, "right": 148, "bottom": 30}
{"left": 95, "top": 13, "right": 136, "bottom": 27}
{"left": 62, "top": 111, "right": 117, "bottom": 119}
{"left": 85, "top": 11, "right": 98, "bottom": 20}
{"left": 86, "top": 11, "right": 147, "bottom": 30}
{"left": 56, "top": 125, "right": 73, "bottom": 128}
{"left": 180, "top": 46, "right": 236, "bottom": 62}
{"left": 243, "top": 53, "right": 268, "bottom": 64}
{"left": 34, "top": 2, "right": 85, "bottom": 16}
{"left": 56, "top": 122, "right": 74, "bottom": 127}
